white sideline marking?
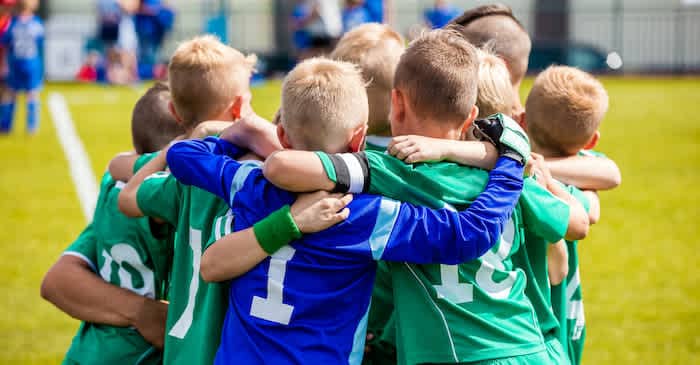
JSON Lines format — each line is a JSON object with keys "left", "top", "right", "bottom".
{"left": 48, "top": 92, "right": 98, "bottom": 222}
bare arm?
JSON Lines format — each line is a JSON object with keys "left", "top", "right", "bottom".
{"left": 219, "top": 114, "right": 282, "bottom": 160}
{"left": 41, "top": 255, "right": 168, "bottom": 348}
{"left": 387, "top": 135, "right": 498, "bottom": 170}
{"left": 546, "top": 155, "right": 621, "bottom": 191}
{"left": 108, "top": 152, "right": 140, "bottom": 182}
{"left": 263, "top": 150, "right": 336, "bottom": 192}
{"left": 583, "top": 190, "right": 601, "bottom": 225}
{"left": 547, "top": 240, "right": 569, "bottom": 286}
{"left": 118, "top": 147, "right": 169, "bottom": 218}
{"left": 201, "top": 192, "right": 352, "bottom": 282}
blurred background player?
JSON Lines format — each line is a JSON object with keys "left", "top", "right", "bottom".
{"left": 133, "top": 0, "right": 175, "bottom": 79}
{"left": 424, "top": 0, "right": 459, "bottom": 29}
{"left": 0, "top": 0, "right": 14, "bottom": 113}
{"left": 342, "top": 0, "right": 370, "bottom": 33}
{"left": 0, "top": 0, "right": 42, "bottom": 135}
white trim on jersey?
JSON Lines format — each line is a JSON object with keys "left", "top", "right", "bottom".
{"left": 338, "top": 153, "right": 366, "bottom": 193}
{"left": 62, "top": 251, "right": 97, "bottom": 273}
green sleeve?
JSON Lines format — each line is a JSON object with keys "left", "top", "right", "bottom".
{"left": 578, "top": 149, "right": 606, "bottom": 158}
{"left": 63, "top": 223, "right": 99, "bottom": 272}
{"left": 519, "top": 177, "right": 570, "bottom": 243}
{"left": 136, "top": 171, "right": 182, "bottom": 225}
{"left": 315, "top": 152, "right": 337, "bottom": 183}
{"left": 566, "top": 184, "right": 590, "bottom": 214}
{"left": 133, "top": 152, "right": 160, "bottom": 173}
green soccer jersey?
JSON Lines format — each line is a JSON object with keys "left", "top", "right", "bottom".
{"left": 62, "top": 158, "right": 171, "bottom": 365}
{"left": 551, "top": 149, "right": 603, "bottom": 365}
{"left": 316, "top": 150, "right": 571, "bottom": 364}
{"left": 136, "top": 170, "right": 233, "bottom": 365}
{"left": 365, "top": 134, "right": 392, "bottom": 152}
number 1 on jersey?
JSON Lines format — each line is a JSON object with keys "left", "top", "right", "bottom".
{"left": 250, "top": 245, "right": 296, "bottom": 325}
{"left": 169, "top": 228, "right": 202, "bottom": 339}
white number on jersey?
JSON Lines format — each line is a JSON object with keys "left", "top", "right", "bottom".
{"left": 168, "top": 228, "right": 202, "bottom": 339}
{"left": 434, "top": 218, "right": 516, "bottom": 303}
{"left": 99, "top": 244, "right": 155, "bottom": 298}
{"left": 250, "top": 245, "right": 296, "bottom": 325}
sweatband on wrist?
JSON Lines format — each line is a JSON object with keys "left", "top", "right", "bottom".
{"left": 253, "top": 205, "right": 302, "bottom": 255}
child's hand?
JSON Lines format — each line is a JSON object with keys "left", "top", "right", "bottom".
{"left": 189, "top": 121, "right": 233, "bottom": 139}
{"left": 527, "top": 153, "right": 554, "bottom": 188}
{"left": 388, "top": 135, "right": 447, "bottom": 163}
{"left": 290, "top": 191, "right": 353, "bottom": 233}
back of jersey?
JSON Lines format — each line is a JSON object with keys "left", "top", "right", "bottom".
{"left": 64, "top": 172, "right": 168, "bottom": 365}
{"left": 5, "top": 16, "right": 43, "bottom": 67}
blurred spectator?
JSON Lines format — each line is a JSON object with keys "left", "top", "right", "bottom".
{"left": 291, "top": 0, "right": 341, "bottom": 58}
{"left": 76, "top": 51, "right": 100, "bottom": 82}
{"left": 342, "top": 0, "right": 370, "bottom": 33}
{"left": 134, "top": 0, "right": 175, "bottom": 78}
{"left": 424, "top": 0, "right": 459, "bottom": 29}
{"left": 97, "top": 0, "right": 123, "bottom": 49}
{"left": 364, "top": 0, "right": 384, "bottom": 23}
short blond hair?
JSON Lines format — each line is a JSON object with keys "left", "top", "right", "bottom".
{"left": 331, "top": 23, "right": 404, "bottom": 131}
{"left": 476, "top": 47, "right": 517, "bottom": 118}
{"left": 394, "top": 28, "right": 478, "bottom": 125}
{"left": 526, "top": 66, "right": 609, "bottom": 156}
{"left": 168, "top": 36, "right": 256, "bottom": 129}
{"left": 281, "top": 58, "right": 368, "bottom": 151}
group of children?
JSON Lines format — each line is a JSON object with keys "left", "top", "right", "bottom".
{"left": 41, "top": 3, "right": 621, "bottom": 365}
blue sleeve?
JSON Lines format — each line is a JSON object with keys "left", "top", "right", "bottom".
{"left": 166, "top": 137, "right": 247, "bottom": 203}
{"left": 377, "top": 157, "right": 524, "bottom": 264}
{"left": 1, "top": 20, "right": 12, "bottom": 46}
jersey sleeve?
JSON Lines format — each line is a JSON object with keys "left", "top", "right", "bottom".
{"left": 310, "top": 157, "right": 524, "bottom": 264}
{"left": 166, "top": 137, "right": 248, "bottom": 205}
{"left": 62, "top": 223, "right": 98, "bottom": 272}
{"left": 378, "top": 157, "right": 524, "bottom": 264}
{"left": 519, "top": 177, "right": 570, "bottom": 244}
{"left": 566, "top": 184, "right": 590, "bottom": 213}
{"left": 136, "top": 171, "right": 182, "bottom": 225}
{"left": 133, "top": 152, "right": 159, "bottom": 173}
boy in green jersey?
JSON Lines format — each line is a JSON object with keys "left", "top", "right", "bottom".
{"left": 41, "top": 82, "right": 185, "bottom": 364}
{"left": 330, "top": 22, "right": 406, "bottom": 364}
{"left": 525, "top": 66, "right": 618, "bottom": 365}
{"left": 253, "top": 30, "right": 590, "bottom": 365}
{"left": 114, "top": 35, "right": 350, "bottom": 365}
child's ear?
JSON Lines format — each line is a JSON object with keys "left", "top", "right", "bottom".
{"left": 168, "top": 101, "right": 184, "bottom": 124}
{"left": 230, "top": 96, "right": 244, "bottom": 120}
{"left": 459, "top": 105, "right": 479, "bottom": 136}
{"left": 583, "top": 131, "right": 600, "bottom": 150}
{"left": 390, "top": 89, "right": 405, "bottom": 125}
{"left": 515, "top": 111, "right": 527, "bottom": 131}
{"left": 348, "top": 123, "right": 368, "bottom": 153}
{"left": 276, "top": 124, "right": 293, "bottom": 149}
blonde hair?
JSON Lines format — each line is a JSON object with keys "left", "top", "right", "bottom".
{"left": 168, "top": 36, "right": 257, "bottom": 129}
{"left": 476, "top": 47, "right": 517, "bottom": 118}
{"left": 526, "top": 66, "right": 609, "bottom": 156}
{"left": 394, "top": 28, "right": 478, "bottom": 125}
{"left": 281, "top": 58, "right": 368, "bottom": 151}
{"left": 331, "top": 23, "right": 404, "bottom": 132}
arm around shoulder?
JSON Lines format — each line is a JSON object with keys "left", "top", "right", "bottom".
{"left": 263, "top": 150, "right": 336, "bottom": 192}
{"left": 546, "top": 155, "right": 622, "bottom": 191}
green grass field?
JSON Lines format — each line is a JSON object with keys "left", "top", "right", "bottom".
{"left": 0, "top": 78, "right": 697, "bottom": 364}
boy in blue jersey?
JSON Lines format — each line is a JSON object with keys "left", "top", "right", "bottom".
{"left": 424, "top": 0, "right": 460, "bottom": 29}
{"left": 165, "top": 57, "right": 530, "bottom": 364}
{"left": 342, "top": 0, "right": 371, "bottom": 32}
{"left": 0, "top": 0, "right": 43, "bottom": 134}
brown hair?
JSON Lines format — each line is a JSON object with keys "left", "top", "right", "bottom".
{"left": 281, "top": 58, "right": 368, "bottom": 151}
{"left": 450, "top": 4, "right": 531, "bottom": 86}
{"left": 168, "top": 35, "right": 256, "bottom": 129}
{"left": 331, "top": 23, "right": 404, "bottom": 132}
{"left": 131, "top": 82, "right": 185, "bottom": 154}
{"left": 476, "top": 47, "right": 517, "bottom": 118}
{"left": 394, "top": 28, "right": 478, "bottom": 125}
{"left": 526, "top": 66, "right": 609, "bottom": 156}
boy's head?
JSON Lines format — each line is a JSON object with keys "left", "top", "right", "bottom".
{"left": 168, "top": 35, "right": 257, "bottom": 131}
{"left": 525, "top": 66, "right": 608, "bottom": 157}
{"left": 475, "top": 46, "right": 517, "bottom": 119}
{"left": 18, "top": 0, "right": 36, "bottom": 13}
{"left": 450, "top": 4, "right": 531, "bottom": 90}
{"left": 278, "top": 58, "right": 368, "bottom": 153}
{"left": 391, "top": 28, "right": 479, "bottom": 140}
{"left": 330, "top": 23, "right": 404, "bottom": 135}
{"left": 131, "top": 82, "right": 186, "bottom": 154}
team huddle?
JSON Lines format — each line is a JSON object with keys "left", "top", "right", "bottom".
{"left": 41, "top": 4, "right": 621, "bottom": 365}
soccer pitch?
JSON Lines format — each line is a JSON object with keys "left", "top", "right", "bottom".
{"left": 0, "top": 78, "right": 697, "bottom": 364}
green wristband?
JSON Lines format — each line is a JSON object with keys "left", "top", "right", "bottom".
{"left": 253, "top": 205, "right": 302, "bottom": 255}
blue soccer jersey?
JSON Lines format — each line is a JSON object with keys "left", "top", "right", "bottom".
{"left": 424, "top": 5, "right": 460, "bottom": 29}
{"left": 3, "top": 15, "right": 43, "bottom": 91}
{"left": 167, "top": 137, "right": 524, "bottom": 365}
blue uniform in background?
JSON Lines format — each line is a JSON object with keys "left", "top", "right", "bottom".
{"left": 166, "top": 137, "right": 524, "bottom": 364}
{"left": 342, "top": 5, "right": 371, "bottom": 33}
{"left": 364, "top": 0, "right": 384, "bottom": 23}
{"left": 424, "top": 5, "right": 460, "bottom": 29}
{"left": 1, "top": 15, "right": 43, "bottom": 134}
